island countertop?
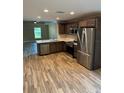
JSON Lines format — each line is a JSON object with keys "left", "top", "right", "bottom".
{"left": 36, "top": 38, "right": 75, "bottom": 44}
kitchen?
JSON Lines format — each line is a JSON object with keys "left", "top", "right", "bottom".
{"left": 23, "top": 0, "right": 101, "bottom": 93}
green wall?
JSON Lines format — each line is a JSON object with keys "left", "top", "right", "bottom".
{"left": 23, "top": 21, "right": 58, "bottom": 42}
{"left": 23, "top": 21, "right": 49, "bottom": 41}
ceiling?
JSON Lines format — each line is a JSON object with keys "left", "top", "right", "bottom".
{"left": 23, "top": 0, "right": 101, "bottom": 22}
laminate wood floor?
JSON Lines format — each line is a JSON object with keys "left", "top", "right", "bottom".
{"left": 24, "top": 52, "right": 101, "bottom": 93}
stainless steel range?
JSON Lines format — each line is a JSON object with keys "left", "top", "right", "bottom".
{"left": 65, "top": 41, "right": 77, "bottom": 58}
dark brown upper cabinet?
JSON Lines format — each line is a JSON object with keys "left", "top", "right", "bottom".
{"left": 65, "top": 22, "right": 78, "bottom": 34}
{"left": 58, "top": 22, "right": 78, "bottom": 34}
{"left": 79, "top": 20, "right": 87, "bottom": 27}
{"left": 58, "top": 13, "right": 100, "bottom": 34}
{"left": 58, "top": 23, "right": 66, "bottom": 34}
{"left": 79, "top": 18, "right": 96, "bottom": 27}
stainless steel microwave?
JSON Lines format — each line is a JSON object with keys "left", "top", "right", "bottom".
{"left": 69, "top": 28, "right": 77, "bottom": 34}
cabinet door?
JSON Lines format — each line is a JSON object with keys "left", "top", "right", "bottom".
{"left": 65, "top": 23, "right": 78, "bottom": 34}
{"left": 55, "top": 42, "right": 62, "bottom": 52}
{"left": 79, "top": 18, "right": 96, "bottom": 27}
{"left": 49, "top": 43, "right": 56, "bottom": 53}
{"left": 56, "top": 42, "right": 59, "bottom": 52}
{"left": 40, "top": 44, "right": 49, "bottom": 55}
{"left": 74, "top": 45, "right": 77, "bottom": 58}
{"left": 65, "top": 24, "right": 71, "bottom": 34}
{"left": 58, "top": 23, "right": 65, "bottom": 34}
{"left": 49, "top": 42, "right": 64, "bottom": 53}
{"left": 61, "top": 42, "right": 66, "bottom": 51}
{"left": 79, "top": 20, "right": 87, "bottom": 27}
{"left": 87, "top": 19, "right": 96, "bottom": 27}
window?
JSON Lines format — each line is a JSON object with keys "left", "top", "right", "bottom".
{"left": 34, "top": 27, "right": 41, "bottom": 39}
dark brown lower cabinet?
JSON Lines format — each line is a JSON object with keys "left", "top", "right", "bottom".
{"left": 74, "top": 45, "right": 77, "bottom": 58}
{"left": 38, "top": 41, "right": 66, "bottom": 55}
{"left": 50, "top": 42, "right": 65, "bottom": 53}
{"left": 56, "top": 42, "right": 63, "bottom": 52}
{"left": 49, "top": 42, "right": 56, "bottom": 53}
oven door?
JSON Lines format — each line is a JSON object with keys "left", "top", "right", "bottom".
{"left": 65, "top": 42, "right": 74, "bottom": 57}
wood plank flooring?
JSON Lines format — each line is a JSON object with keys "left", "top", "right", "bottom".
{"left": 24, "top": 52, "right": 101, "bottom": 93}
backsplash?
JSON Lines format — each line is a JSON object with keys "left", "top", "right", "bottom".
{"left": 58, "top": 34, "right": 77, "bottom": 41}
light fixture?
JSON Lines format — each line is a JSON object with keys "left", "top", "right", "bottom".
{"left": 56, "top": 17, "right": 60, "bottom": 20}
{"left": 70, "top": 11, "right": 75, "bottom": 15}
{"left": 34, "top": 21, "right": 37, "bottom": 24}
{"left": 44, "top": 9, "right": 48, "bottom": 12}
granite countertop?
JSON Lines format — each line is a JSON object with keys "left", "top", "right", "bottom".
{"left": 36, "top": 38, "right": 75, "bottom": 44}
{"left": 23, "top": 40, "right": 36, "bottom": 43}
{"left": 57, "top": 38, "right": 75, "bottom": 42}
{"left": 36, "top": 39, "right": 58, "bottom": 44}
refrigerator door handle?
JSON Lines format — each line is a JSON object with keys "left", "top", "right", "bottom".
{"left": 81, "top": 28, "right": 85, "bottom": 51}
{"left": 81, "top": 28, "right": 87, "bottom": 52}
{"left": 84, "top": 28, "right": 88, "bottom": 53}
{"left": 77, "top": 29, "right": 83, "bottom": 50}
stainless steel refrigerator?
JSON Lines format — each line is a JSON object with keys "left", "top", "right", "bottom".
{"left": 77, "top": 27, "right": 101, "bottom": 70}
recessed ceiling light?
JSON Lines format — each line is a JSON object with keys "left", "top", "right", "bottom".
{"left": 70, "top": 11, "right": 75, "bottom": 15}
{"left": 34, "top": 21, "right": 37, "bottom": 24}
{"left": 44, "top": 9, "right": 48, "bottom": 12}
{"left": 56, "top": 17, "right": 60, "bottom": 20}
{"left": 37, "top": 16, "right": 41, "bottom": 19}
